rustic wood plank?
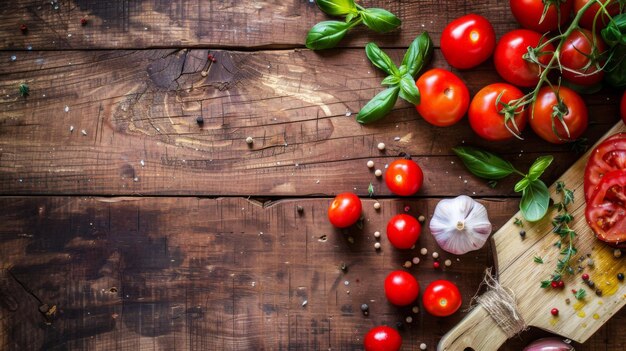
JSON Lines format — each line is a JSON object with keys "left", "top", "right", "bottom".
{"left": 0, "top": 196, "right": 620, "bottom": 350}
{"left": 0, "top": 0, "right": 519, "bottom": 50}
{"left": 0, "top": 49, "right": 620, "bottom": 196}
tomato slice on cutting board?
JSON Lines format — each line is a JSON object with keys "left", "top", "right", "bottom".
{"left": 583, "top": 133, "right": 626, "bottom": 202}
{"left": 586, "top": 169, "right": 626, "bottom": 247}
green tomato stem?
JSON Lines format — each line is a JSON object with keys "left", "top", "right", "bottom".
{"left": 515, "top": 0, "right": 609, "bottom": 119}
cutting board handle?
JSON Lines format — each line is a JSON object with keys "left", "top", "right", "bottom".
{"left": 438, "top": 304, "right": 509, "bottom": 351}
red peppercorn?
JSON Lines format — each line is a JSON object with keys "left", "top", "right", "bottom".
{"left": 81, "top": 18, "right": 88, "bottom": 26}
{"left": 571, "top": 289, "right": 577, "bottom": 294}
{"left": 551, "top": 308, "right": 559, "bottom": 316}
{"left": 433, "top": 261, "right": 440, "bottom": 269}
{"left": 19, "top": 24, "right": 27, "bottom": 33}
{"left": 582, "top": 273, "right": 589, "bottom": 281}
{"left": 557, "top": 280, "right": 565, "bottom": 289}
{"left": 404, "top": 205, "right": 411, "bottom": 212}
{"left": 551, "top": 281, "right": 559, "bottom": 289}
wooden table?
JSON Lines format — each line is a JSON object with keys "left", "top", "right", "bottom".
{"left": 0, "top": 1, "right": 623, "bottom": 350}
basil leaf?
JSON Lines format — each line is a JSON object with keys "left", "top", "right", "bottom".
{"left": 527, "top": 155, "right": 553, "bottom": 181}
{"left": 401, "top": 32, "right": 434, "bottom": 77}
{"left": 601, "top": 14, "right": 626, "bottom": 47}
{"left": 356, "top": 86, "right": 400, "bottom": 124}
{"left": 514, "top": 177, "right": 530, "bottom": 193}
{"left": 604, "top": 44, "right": 626, "bottom": 88}
{"left": 306, "top": 21, "right": 350, "bottom": 50}
{"left": 365, "top": 42, "right": 399, "bottom": 76}
{"left": 360, "top": 8, "right": 401, "bottom": 33}
{"left": 452, "top": 146, "right": 516, "bottom": 180}
{"left": 520, "top": 180, "right": 550, "bottom": 222}
{"left": 399, "top": 74, "right": 420, "bottom": 105}
{"left": 316, "top": 0, "right": 357, "bottom": 16}
{"left": 381, "top": 75, "right": 401, "bottom": 86}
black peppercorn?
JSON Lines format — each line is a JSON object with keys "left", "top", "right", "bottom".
{"left": 595, "top": 289, "right": 603, "bottom": 297}
{"left": 196, "top": 116, "right": 204, "bottom": 124}
{"left": 519, "top": 230, "right": 526, "bottom": 238}
{"left": 618, "top": 273, "right": 624, "bottom": 281}
{"left": 587, "top": 280, "right": 595, "bottom": 288}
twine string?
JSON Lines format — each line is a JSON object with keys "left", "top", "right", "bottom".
{"left": 469, "top": 268, "right": 528, "bottom": 338}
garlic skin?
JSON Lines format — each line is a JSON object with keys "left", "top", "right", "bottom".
{"left": 429, "top": 195, "right": 492, "bottom": 255}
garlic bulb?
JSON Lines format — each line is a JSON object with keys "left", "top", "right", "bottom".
{"left": 429, "top": 195, "right": 492, "bottom": 255}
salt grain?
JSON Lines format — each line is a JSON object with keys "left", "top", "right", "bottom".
{"left": 81, "top": 129, "right": 87, "bottom": 136}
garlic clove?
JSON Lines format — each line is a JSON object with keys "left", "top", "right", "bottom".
{"left": 429, "top": 195, "right": 493, "bottom": 255}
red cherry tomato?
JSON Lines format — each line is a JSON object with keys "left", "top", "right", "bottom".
{"left": 621, "top": 91, "right": 626, "bottom": 124}
{"left": 574, "top": 0, "right": 621, "bottom": 31}
{"left": 494, "top": 29, "right": 554, "bottom": 87}
{"left": 509, "top": 0, "right": 573, "bottom": 32}
{"left": 583, "top": 133, "right": 626, "bottom": 201}
{"left": 363, "top": 326, "right": 402, "bottom": 351}
{"left": 415, "top": 68, "right": 470, "bottom": 127}
{"left": 422, "top": 280, "right": 462, "bottom": 317}
{"left": 560, "top": 28, "right": 607, "bottom": 86}
{"left": 384, "top": 270, "right": 419, "bottom": 306}
{"left": 327, "top": 192, "right": 362, "bottom": 228}
{"left": 385, "top": 159, "right": 424, "bottom": 196}
{"left": 386, "top": 214, "right": 421, "bottom": 249}
{"left": 585, "top": 169, "right": 626, "bottom": 247}
{"left": 440, "top": 14, "right": 496, "bottom": 69}
{"left": 530, "top": 86, "right": 588, "bottom": 144}
{"left": 468, "top": 83, "right": 528, "bottom": 141}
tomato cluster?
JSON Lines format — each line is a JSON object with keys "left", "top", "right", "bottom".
{"left": 417, "top": 0, "right": 621, "bottom": 144}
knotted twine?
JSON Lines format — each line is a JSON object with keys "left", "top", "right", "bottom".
{"left": 468, "top": 268, "right": 528, "bottom": 338}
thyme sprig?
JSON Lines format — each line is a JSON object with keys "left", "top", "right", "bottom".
{"left": 540, "top": 181, "right": 578, "bottom": 288}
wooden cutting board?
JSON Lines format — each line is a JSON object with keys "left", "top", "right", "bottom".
{"left": 438, "top": 122, "right": 626, "bottom": 351}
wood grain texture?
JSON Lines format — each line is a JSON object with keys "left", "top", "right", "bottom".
{"left": 0, "top": 0, "right": 518, "bottom": 50}
{"left": 0, "top": 49, "right": 620, "bottom": 196}
{"left": 0, "top": 196, "right": 621, "bottom": 351}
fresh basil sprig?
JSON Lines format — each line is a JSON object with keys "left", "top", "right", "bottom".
{"left": 601, "top": 13, "right": 626, "bottom": 88}
{"left": 453, "top": 146, "right": 553, "bottom": 222}
{"left": 306, "top": 0, "right": 401, "bottom": 50}
{"left": 356, "top": 33, "right": 433, "bottom": 124}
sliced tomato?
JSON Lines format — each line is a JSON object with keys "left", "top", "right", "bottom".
{"left": 583, "top": 133, "right": 626, "bottom": 202}
{"left": 585, "top": 170, "right": 626, "bottom": 247}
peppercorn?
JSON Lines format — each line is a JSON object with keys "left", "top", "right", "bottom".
{"left": 551, "top": 308, "right": 559, "bottom": 316}
{"left": 557, "top": 280, "right": 565, "bottom": 289}
{"left": 618, "top": 273, "right": 625, "bottom": 281}
{"left": 519, "top": 230, "right": 526, "bottom": 238}
{"left": 587, "top": 280, "right": 595, "bottom": 288}
{"left": 80, "top": 18, "right": 88, "bottom": 26}
{"left": 551, "top": 281, "right": 559, "bottom": 289}
{"left": 296, "top": 205, "right": 304, "bottom": 214}
{"left": 595, "top": 289, "right": 603, "bottom": 297}
{"left": 196, "top": 116, "right": 204, "bottom": 124}
{"left": 19, "top": 24, "right": 27, "bottom": 34}
{"left": 433, "top": 261, "right": 440, "bottom": 269}
{"left": 360, "top": 303, "right": 369, "bottom": 315}
{"left": 582, "top": 273, "right": 589, "bottom": 281}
